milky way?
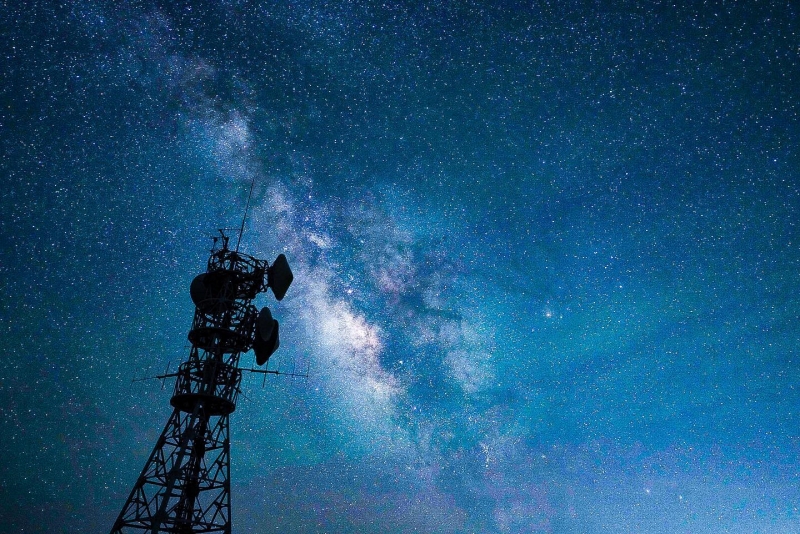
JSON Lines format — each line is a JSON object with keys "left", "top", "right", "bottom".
{"left": 2, "top": 2, "right": 799, "bottom": 533}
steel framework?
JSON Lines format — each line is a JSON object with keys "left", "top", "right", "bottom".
{"left": 111, "top": 233, "right": 289, "bottom": 533}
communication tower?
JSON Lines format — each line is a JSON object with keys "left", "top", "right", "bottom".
{"left": 110, "top": 231, "right": 294, "bottom": 533}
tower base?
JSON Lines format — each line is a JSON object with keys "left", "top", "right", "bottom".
{"left": 111, "top": 404, "right": 232, "bottom": 534}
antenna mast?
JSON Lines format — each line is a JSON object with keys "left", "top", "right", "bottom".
{"left": 110, "top": 230, "right": 294, "bottom": 533}
{"left": 235, "top": 178, "right": 256, "bottom": 253}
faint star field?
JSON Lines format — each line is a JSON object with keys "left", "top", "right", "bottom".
{"left": 1, "top": 1, "right": 799, "bottom": 533}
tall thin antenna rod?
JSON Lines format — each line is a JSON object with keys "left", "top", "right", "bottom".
{"left": 236, "top": 177, "right": 256, "bottom": 252}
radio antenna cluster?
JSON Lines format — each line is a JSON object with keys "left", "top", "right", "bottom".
{"left": 110, "top": 185, "right": 300, "bottom": 533}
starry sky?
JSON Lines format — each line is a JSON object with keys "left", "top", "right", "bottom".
{"left": 2, "top": 1, "right": 799, "bottom": 533}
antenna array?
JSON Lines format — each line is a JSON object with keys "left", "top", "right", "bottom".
{"left": 110, "top": 230, "right": 294, "bottom": 533}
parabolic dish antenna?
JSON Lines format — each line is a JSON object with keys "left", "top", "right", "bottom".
{"left": 268, "top": 254, "right": 293, "bottom": 301}
{"left": 254, "top": 307, "right": 279, "bottom": 366}
{"left": 257, "top": 306, "right": 275, "bottom": 341}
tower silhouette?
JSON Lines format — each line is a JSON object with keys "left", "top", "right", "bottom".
{"left": 111, "top": 232, "right": 293, "bottom": 533}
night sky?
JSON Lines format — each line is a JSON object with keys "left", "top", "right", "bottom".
{"left": 2, "top": 1, "right": 799, "bottom": 533}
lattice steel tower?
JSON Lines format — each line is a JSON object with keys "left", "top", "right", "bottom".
{"left": 110, "top": 231, "right": 293, "bottom": 533}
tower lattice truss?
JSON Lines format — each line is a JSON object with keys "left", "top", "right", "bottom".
{"left": 112, "top": 407, "right": 233, "bottom": 533}
{"left": 111, "top": 234, "right": 292, "bottom": 534}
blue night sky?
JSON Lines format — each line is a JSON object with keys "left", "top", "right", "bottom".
{"left": 2, "top": 1, "right": 799, "bottom": 533}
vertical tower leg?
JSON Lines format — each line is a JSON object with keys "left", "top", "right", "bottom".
{"left": 110, "top": 405, "right": 232, "bottom": 534}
